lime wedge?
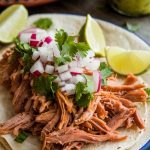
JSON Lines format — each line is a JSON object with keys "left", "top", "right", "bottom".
{"left": 105, "top": 46, "right": 150, "bottom": 75}
{"left": 0, "top": 5, "right": 28, "bottom": 43}
{"left": 81, "top": 14, "right": 106, "bottom": 56}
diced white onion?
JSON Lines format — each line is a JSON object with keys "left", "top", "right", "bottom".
{"left": 59, "top": 71, "right": 72, "bottom": 81}
{"left": 32, "top": 51, "right": 40, "bottom": 60}
{"left": 19, "top": 33, "right": 31, "bottom": 43}
{"left": 85, "top": 59, "right": 100, "bottom": 71}
{"left": 57, "top": 64, "right": 69, "bottom": 73}
{"left": 69, "top": 67, "right": 83, "bottom": 75}
{"left": 58, "top": 81, "right": 66, "bottom": 87}
{"left": 47, "top": 54, "right": 53, "bottom": 62}
{"left": 54, "top": 76, "right": 61, "bottom": 83}
{"left": 65, "top": 84, "right": 76, "bottom": 95}
{"left": 87, "top": 50, "right": 95, "bottom": 58}
{"left": 45, "top": 65, "right": 54, "bottom": 74}
{"left": 77, "top": 60, "right": 85, "bottom": 68}
{"left": 30, "top": 60, "right": 44, "bottom": 74}
{"left": 72, "top": 75, "right": 87, "bottom": 84}
{"left": 69, "top": 61, "right": 78, "bottom": 67}
{"left": 93, "top": 71, "right": 102, "bottom": 92}
{"left": 38, "top": 47, "right": 48, "bottom": 63}
{"left": 61, "top": 87, "right": 66, "bottom": 92}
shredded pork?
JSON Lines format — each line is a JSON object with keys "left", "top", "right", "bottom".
{"left": 0, "top": 50, "right": 148, "bottom": 150}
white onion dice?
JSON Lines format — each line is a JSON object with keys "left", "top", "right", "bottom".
{"left": 59, "top": 71, "right": 72, "bottom": 81}
{"left": 45, "top": 65, "right": 54, "bottom": 74}
{"left": 30, "top": 60, "right": 44, "bottom": 74}
{"left": 57, "top": 64, "right": 69, "bottom": 73}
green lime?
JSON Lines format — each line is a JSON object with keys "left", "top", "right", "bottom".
{"left": 79, "top": 14, "right": 106, "bottom": 57}
{"left": 105, "top": 46, "right": 150, "bottom": 75}
{"left": 0, "top": 5, "right": 28, "bottom": 43}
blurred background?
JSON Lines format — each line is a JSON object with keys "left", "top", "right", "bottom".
{"left": 0, "top": 0, "right": 150, "bottom": 44}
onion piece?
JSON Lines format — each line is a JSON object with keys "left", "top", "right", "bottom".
{"left": 93, "top": 71, "right": 102, "bottom": 92}
{"left": 45, "top": 65, "right": 54, "bottom": 74}
{"left": 61, "top": 87, "right": 66, "bottom": 92}
{"left": 85, "top": 59, "right": 100, "bottom": 71}
{"left": 19, "top": 33, "right": 32, "bottom": 43}
{"left": 38, "top": 47, "right": 48, "bottom": 63}
{"left": 31, "top": 33, "right": 36, "bottom": 40}
{"left": 30, "top": 60, "right": 44, "bottom": 75}
{"left": 72, "top": 75, "right": 87, "bottom": 84}
{"left": 30, "top": 40, "right": 39, "bottom": 47}
{"left": 69, "top": 61, "right": 78, "bottom": 68}
{"left": 21, "top": 28, "right": 45, "bottom": 34}
{"left": 44, "top": 36, "right": 52, "bottom": 44}
{"left": 69, "top": 67, "right": 83, "bottom": 75}
{"left": 65, "top": 84, "right": 76, "bottom": 95}
{"left": 54, "top": 76, "right": 61, "bottom": 83}
{"left": 47, "top": 50, "right": 54, "bottom": 62}
{"left": 57, "top": 64, "right": 69, "bottom": 73}
{"left": 32, "top": 70, "right": 41, "bottom": 77}
{"left": 58, "top": 81, "right": 66, "bottom": 87}
{"left": 87, "top": 50, "right": 95, "bottom": 58}
{"left": 32, "top": 51, "right": 40, "bottom": 60}
{"left": 59, "top": 71, "right": 72, "bottom": 81}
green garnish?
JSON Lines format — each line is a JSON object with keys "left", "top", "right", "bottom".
{"left": 33, "top": 18, "right": 52, "bottom": 30}
{"left": 15, "top": 131, "right": 28, "bottom": 143}
{"left": 75, "top": 82, "right": 93, "bottom": 108}
{"left": 54, "top": 29, "right": 90, "bottom": 65}
{"left": 54, "top": 55, "right": 72, "bottom": 66}
{"left": 33, "top": 75, "right": 58, "bottom": 98}
{"left": 15, "top": 38, "right": 35, "bottom": 73}
{"left": 122, "top": 22, "right": 140, "bottom": 32}
{"left": 99, "top": 62, "right": 113, "bottom": 85}
{"left": 145, "top": 88, "right": 150, "bottom": 101}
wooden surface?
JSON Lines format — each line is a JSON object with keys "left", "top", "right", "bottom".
{"left": 0, "top": 0, "right": 150, "bottom": 45}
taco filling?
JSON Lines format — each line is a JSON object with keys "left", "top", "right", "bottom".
{"left": 0, "top": 27, "right": 149, "bottom": 150}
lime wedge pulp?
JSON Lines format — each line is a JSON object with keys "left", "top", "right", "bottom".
{"left": 79, "top": 14, "right": 106, "bottom": 57}
{"left": 0, "top": 5, "right": 28, "bottom": 43}
{"left": 105, "top": 46, "right": 150, "bottom": 75}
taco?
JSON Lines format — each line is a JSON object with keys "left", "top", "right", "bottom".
{"left": 0, "top": 14, "right": 149, "bottom": 150}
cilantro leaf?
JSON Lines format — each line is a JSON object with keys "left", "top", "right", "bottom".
{"left": 33, "top": 75, "right": 58, "bottom": 98}
{"left": 145, "top": 88, "right": 150, "bottom": 101}
{"left": 122, "top": 22, "right": 140, "bottom": 32}
{"left": 75, "top": 82, "right": 93, "bottom": 108}
{"left": 15, "top": 131, "right": 28, "bottom": 143}
{"left": 54, "top": 55, "right": 72, "bottom": 66}
{"left": 33, "top": 18, "right": 52, "bottom": 30}
{"left": 76, "top": 42, "right": 90, "bottom": 57}
{"left": 14, "top": 38, "right": 35, "bottom": 73}
{"left": 61, "top": 36, "right": 77, "bottom": 57}
{"left": 54, "top": 29, "right": 90, "bottom": 66}
{"left": 55, "top": 29, "right": 68, "bottom": 50}
{"left": 99, "top": 62, "right": 113, "bottom": 85}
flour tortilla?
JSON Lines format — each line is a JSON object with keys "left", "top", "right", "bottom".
{"left": 0, "top": 14, "right": 149, "bottom": 150}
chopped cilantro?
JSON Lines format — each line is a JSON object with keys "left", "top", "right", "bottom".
{"left": 55, "top": 29, "right": 68, "bottom": 50}
{"left": 54, "top": 55, "right": 72, "bottom": 66}
{"left": 145, "top": 88, "right": 150, "bottom": 101}
{"left": 122, "top": 22, "right": 140, "bottom": 32}
{"left": 15, "top": 131, "right": 28, "bottom": 143}
{"left": 14, "top": 38, "right": 35, "bottom": 73}
{"left": 99, "top": 62, "right": 113, "bottom": 85}
{"left": 54, "top": 29, "right": 90, "bottom": 65}
{"left": 33, "top": 75, "right": 58, "bottom": 98}
{"left": 75, "top": 82, "right": 93, "bottom": 108}
{"left": 33, "top": 18, "right": 52, "bottom": 30}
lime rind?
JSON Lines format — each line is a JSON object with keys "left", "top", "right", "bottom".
{"left": 85, "top": 14, "right": 106, "bottom": 56}
{"left": 0, "top": 4, "right": 28, "bottom": 43}
{"left": 105, "top": 46, "right": 150, "bottom": 75}
{"left": 79, "top": 14, "right": 106, "bottom": 57}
